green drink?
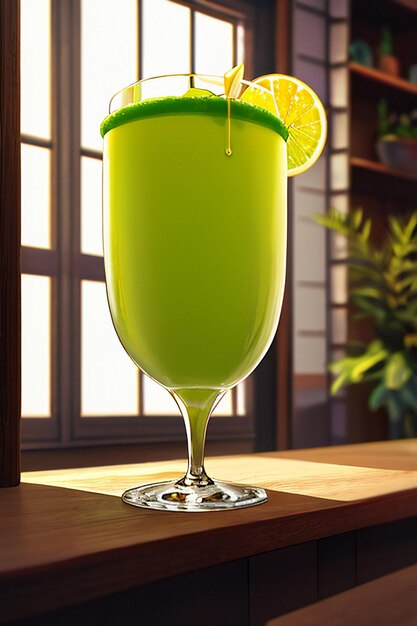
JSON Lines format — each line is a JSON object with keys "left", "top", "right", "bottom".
{"left": 103, "top": 97, "right": 287, "bottom": 393}
{"left": 101, "top": 74, "right": 290, "bottom": 511}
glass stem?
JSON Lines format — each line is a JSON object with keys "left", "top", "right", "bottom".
{"left": 172, "top": 388, "right": 224, "bottom": 488}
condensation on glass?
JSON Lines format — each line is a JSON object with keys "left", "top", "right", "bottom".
{"left": 20, "top": 0, "right": 51, "bottom": 139}
{"left": 81, "top": 280, "right": 138, "bottom": 416}
{"left": 21, "top": 275, "right": 51, "bottom": 417}
{"left": 21, "top": 145, "right": 51, "bottom": 249}
{"left": 81, "top": 156, "right": 103, "bottom": 256}
{"left": 142, "top": 0, "right": 190, "bottom": 80}
{"left": 194, "top": 12, "right": 234, "bottom": 75}
{"left": 81, "top": 0, "right": 137, "bottom": 151}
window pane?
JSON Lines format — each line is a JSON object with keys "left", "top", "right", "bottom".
{"left": 81, "top": 157, "right": 103, "bottom": 256}
{"left": 81, "top": 0, "right": 137, "bottom": 151}
{"left": 143, "top": 375, "right": 178, "bottom": 415}
{"left": 236, "top": 24, "right": 245, "bottom": 64}
{"left": 331, "top": 264, "right": 348, "bottom": 304}
{"left": 142, "top": 0, "right": 190, "bottom": 79}
{"left": 331, "top": 153, "right": 349, "bottom": 190}
{"left": 237, "top": 382, "right": 246, "bottom": 415}
{"left": 21, "top": 144, "right": 51, "bottom": 249}
{"left": 212, "top": 390, "right": 233, "bottom": 416}
{"left": 21, "top": 275, "right": 51, "bottom": 417}
{"left": 194, "top": 12, "right": 234, "bottom": 76}
{"left": 332, "top": 308, "right": 348, "bottom": 344}
{"left": 81, "top": 280, "right": 138, "bottom": 415}
{"left": 21, "top": 0, "right": 51, "bottom": 138}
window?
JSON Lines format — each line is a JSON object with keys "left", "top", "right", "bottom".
{"left": 21, "top": 0, "right": 255, "bottom": 448}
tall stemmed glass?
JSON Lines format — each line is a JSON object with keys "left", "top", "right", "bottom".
{"left": 101, "top": 74, "right": 288, "bottom": 511}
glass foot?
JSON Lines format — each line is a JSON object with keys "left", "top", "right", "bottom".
{"left": 122, "top": 479, "right": 267, "bottom": 512}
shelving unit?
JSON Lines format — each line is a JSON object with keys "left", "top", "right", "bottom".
{"left": 350, "top": 156, "right": 417, "bottom": 181}
{"left": 349, "top": 62, "right": 417, "bottom": 96}
{"left": 328, "top": 0, "right": 417, "bottom": 444}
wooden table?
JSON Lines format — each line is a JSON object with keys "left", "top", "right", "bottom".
{"left": 1, "top": 440, "right": 417, "bottom": 625}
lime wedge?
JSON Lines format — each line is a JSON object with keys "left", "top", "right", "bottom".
{"left": 182, "top": 87, "right": 215, "bottom": 98}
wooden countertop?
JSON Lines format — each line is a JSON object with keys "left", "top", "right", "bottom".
{"left": 1, "top": 440, "right": 417, "bottom": 622}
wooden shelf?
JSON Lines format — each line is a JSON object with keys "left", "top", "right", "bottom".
{"left": 349, "top": 62, "right": 417, "bottom": 97}
{"left": 350, "top": 156, "right": 417, "bottom": 182}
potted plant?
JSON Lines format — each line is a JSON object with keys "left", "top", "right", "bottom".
{"left": 379, "top": 26, "right": 400, "bottom": 76}
{"left": 376, "top": 99, "right": 417, "bottom": 172}
{"left": 316, "top": 208, "right": 417, "bottom": 439}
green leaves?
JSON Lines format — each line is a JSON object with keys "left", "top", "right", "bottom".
{"left": 315, "top": 209, "right": 417, "bottom": 330}
{"left": 315, "top": 209, "right": 417, "bottom": 424}
{"left": 384, "top": 352, "right": 412, "bottom": 389}
{"left": 330, "top": 341, "right": 387, "bottom": 395}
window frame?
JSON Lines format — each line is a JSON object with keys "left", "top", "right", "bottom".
{"left": 22, "top": 0, "right": 258, "bottom": 450}
{"left": 0, "top": 0, "right": 21, "bottom": 484}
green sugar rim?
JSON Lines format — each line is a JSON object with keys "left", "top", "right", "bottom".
{"left": 100, "top": 96, "right": 289, "bottom": 141}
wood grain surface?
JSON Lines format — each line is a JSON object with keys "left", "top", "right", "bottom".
{"left": 22, "top": 450, "right": 417, "bottom": 501}
{"left": 270, "top": 438, "right": 417, "bottom": 470}
{"left": 267, "top": 563, "right": 417, "bottom": 626}
{"left": 1, "top": 441, "right": 416, "bottom": 622}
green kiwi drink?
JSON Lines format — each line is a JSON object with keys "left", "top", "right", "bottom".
{"left": 101, "top": 95, "right": 287, "bottom": 406}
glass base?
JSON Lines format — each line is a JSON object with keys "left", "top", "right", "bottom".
{"left": 122, "top": 479, "right": 267, "bottom": 512}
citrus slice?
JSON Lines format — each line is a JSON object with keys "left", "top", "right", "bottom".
{"left": 241, "top": 74, "right": 327, "bottom": 176}
{"left": 224, "top": 63, "right": 244, "bottom": 99}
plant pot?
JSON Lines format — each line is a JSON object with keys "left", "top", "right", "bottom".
{"left": 379, "top": 54, "right": 400, "bottom": 76}
{"left": 376, "top": 137, "right": 417, "bottom": 172}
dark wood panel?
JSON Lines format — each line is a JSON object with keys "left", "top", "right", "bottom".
{"left": 268, "top": 563, "right": 417, "bottom": 626}
{"left": 346, "top": 384, "right": 388, "bottom": 444}
{"left": 351, "top": 166, "right": 417, "bottom": 204}
{"left": 21, "top": 438, "right": 253, "bottom": 471}
{"left": 249, "top": 542, "right": 317, "bottom": 626}
{"left": 0, "top": 484, "right": 335, "bottom": 623}
{"left": 357, "top": 517, "right": 417, "bottom": 583}
{"left": 0, "top": 0, "right": 21, "bottom": 486}
{"left": 9, "top": 559, "right": 248, "bottom": 626}
{"left": 318, "top": 531, "right": 356, "bottom": 599}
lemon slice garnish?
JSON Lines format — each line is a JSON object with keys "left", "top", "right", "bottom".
{"left": 224, "top": 64, "right": 244, "bottom": 99}
{"left": 241, "top": 74, "right": 327, "bottom": 176}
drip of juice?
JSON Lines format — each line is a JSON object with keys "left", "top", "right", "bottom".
{"left": 103, "top": 96, "right": 287, "bottom": 393}
{"left": 226, "top": 98, "right": 232, "bottom": 156}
